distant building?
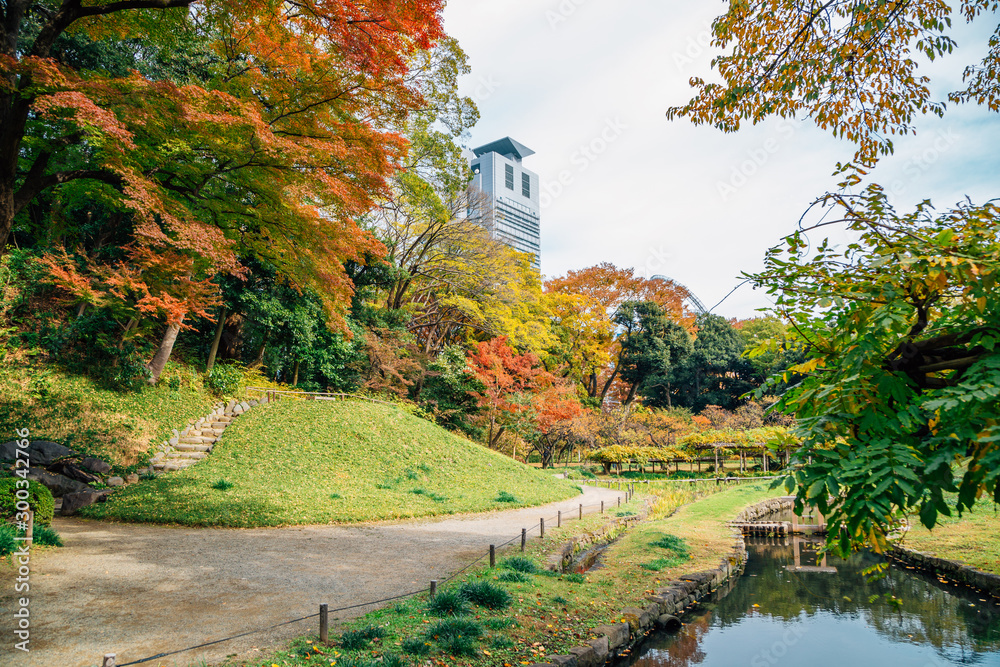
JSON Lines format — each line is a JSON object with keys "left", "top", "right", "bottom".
{"left": 469, "top": 137, "right": 541, "bottom": 270}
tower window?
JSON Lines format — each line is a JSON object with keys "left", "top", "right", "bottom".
{"left": 505, "top": 164, "right": 514, "bottom": 190}
{"left": 522, "top": 173, "right": 531, "bottom": 198}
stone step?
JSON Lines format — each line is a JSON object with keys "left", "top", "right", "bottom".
{"left": 179, "top": 435, "right": 216, "bottom": 444}
{"left": 174, "top": 443, "right": 211, "bottom": 452}
{"left": 209, "top": 422, "right": 229, "bottom": 430}
{"left": 174, "top": 451, "right": 207, "bottom": 460}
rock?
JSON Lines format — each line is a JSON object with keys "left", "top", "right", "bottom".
{"left": 593, "top": 623, "right": 629, "bottom": 650}
{"left": 48, "top": 461, "right": 103, "bottom": 485}
{"left": 248, "top": 399, "right": 259, "bottom": 408}
{"left": 107, "top": 476, "right": 125, "bottom": 487}
{"left": 545, "top": 656, "right": 576, "bottom": 667}
{"left": 125, "top": 473, "right": 139, "bottom": 485}
{"left": 25, "top": 468, "right": 92, "bottom": 497}
{"left": 82, "top": 457, "right": 113, "bottom": 475}
{"left": 0, "top": 440, "right": 76, "bottom": 466}
{"left": 586, "top": 636, "right": 609, "bottom": 664}
{"left": 239, "top": 401, "right": 251, "bottom": 412}
{"left": 61, "top": 489, "right": 111, "bottom": 515}
{"left": 568, "top": 645, "right": 598, "bottom": 667}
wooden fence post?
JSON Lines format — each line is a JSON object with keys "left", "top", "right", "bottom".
{"left": 579, "top": 504, "right": 583, "bottom": 520}
{"left": 600, "top": 501, "right": 604, "bottom": 514}
{"left": 320, "top": 603, "right": 329, "bottom": 645}
{"left": 490, "top": 545, "right": 496, "bottom": 568}
{"left": 618, "top": 497, "right": 621, "bottom": 507}
{"left": 540, "top": 518, "right": 545, "bottom": 539}
{"left": 521, "top": 528, "right": 527, "bottom": 551}
{"left": 102, "top": 655, "right": 116, "bottom": 667}
{"left": 430, "top": 580, "right": 437, "bottom": 598}
{"left": 557, "top": 510, "right": 562, "bottom": 528}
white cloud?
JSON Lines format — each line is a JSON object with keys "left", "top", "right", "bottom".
{"left": 443, "top": 1, "right": 1000, "bottom": 318}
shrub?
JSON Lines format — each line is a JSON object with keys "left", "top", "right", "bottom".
{"left": 427, "top": 590, "right": 470, "bottom": 617}
{"left": 329, "top": 493, "right": 342, "bottom": 500}
{"left": 458, "top": 580, "right": 512, "bottom": 610}
{"left": 401, "top": 637, "right": 432, "bottom": 656}
{"left": 498, "top": 556, "right": 537, "bottom": 573}
{"left": 381, "top": 654, "right": 409, "bottom": 667}
{"left": 0, "top": 523, "right": 18, "bottom": 556}
{"left": 210, "top": 479, "right": 234, "bottom": 491}
{"left": 340, "top": 626, "right": 385, "bottom": 650}
{"left": 32, "top": 524, "right": 62, "bottom": 547}
{"left": 205, "top": 363, "right": 242, "bottom": 397}
{"left": 0, "top": 478, "right": 55, "bottom": 526}
{"left": 497, "top": 570, "right": 528, "bottom": 583}
{"left": 495, "top": 491, "right": 517, "bottom": 503}
{"left": 427, "top": 618, "right": 484, "bottom": 656}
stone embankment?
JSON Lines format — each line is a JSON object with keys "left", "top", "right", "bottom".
{"left": 529, "top": 497, "right": 787, "bottom": 667}
{"left": 889, "top": 547, "right": 1000, "bottom": 599}
{"left": 148, "top": 397, "right": 265, "bottom": 472}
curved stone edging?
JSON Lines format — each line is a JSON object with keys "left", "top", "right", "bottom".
{"left": 888, "top": 546, "right": 1000, "bottom": 598}
{"left": 533, "top": 496, "right": 790, "bottom": 667}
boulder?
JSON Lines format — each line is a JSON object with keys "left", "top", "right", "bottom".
{"left": 48, "top": 461, "right": 103, "bottom": 485}
{"left": 61, "top": 489, "right": 111, "bottom": 515}
{"left": 107, "top": 476, "right": 125, "bottom": 487}
{"left": 81, "top": 457, "right": 112, "bottom": 475}
{"left": 586, "top": 636, "right": 609, "bottom": 664}
{"left": 568, "top": 645, "right": 598, "bottom": 667}
{"left": 125, "top": 473, "right": 139, "bottom": 485}
{"left": 544, "top": 656, "right": 576, "bottom": 667}
{"left": 25, "top": 468, "right": 92, "bottom": 497}
{"left": 593, "top": 622, "right": 629, "bottom": 650}
{"left": 0, "top": 440, "right": 76, "bottom": 466}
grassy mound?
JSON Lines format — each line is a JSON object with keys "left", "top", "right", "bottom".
{"left": 83, "top": 400, "right": 579, "bottom": 527}
{"left": 0, "top": 361, "right": 215, "bottom": 468}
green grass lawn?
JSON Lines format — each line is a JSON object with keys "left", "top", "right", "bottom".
{"left": 0, "top": 360, "right": 214, "bottom": 468}
{"left": 83, "top": 400, "right": 580, "bottom": 527}
{"left": 903, "top": 498, "right": 1000, "bottom": 575}
{"left": 220, "top": 482, "right": 782, "bottom": 667}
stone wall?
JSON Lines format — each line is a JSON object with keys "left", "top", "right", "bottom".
{"left": 889, "top": 546, "right": 1000, "bottom": 598}
{"left": 528, "top": 497, "right": 795, "bottom": 667}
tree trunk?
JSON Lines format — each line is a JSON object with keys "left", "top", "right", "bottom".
{"left": 205, "top": 306, "right": 227, "bottom": 375}
{"left": 147, "top": 318, "right": 183, "bottom": 385}
{"left": 252, "top": 330, "right": 269, "bottom": 367}
{"left": 292, "top": 359, "right": 300, "bottom": 386}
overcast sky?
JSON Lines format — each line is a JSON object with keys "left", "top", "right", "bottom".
{"left": 442, "top": 1, "right": 1000, "bottom": 319}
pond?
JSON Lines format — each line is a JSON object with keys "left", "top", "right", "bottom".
{"left": 627, "top": 535, "right": 1000, "bottom": 667}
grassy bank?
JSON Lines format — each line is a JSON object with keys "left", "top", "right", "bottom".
{"left": 903, "top": 498, "right": 1000, "bottom": 575}
{"left": 84, "top": 400, "right": 580, "bottom": 527}
{"left": 220, "top": 481, "right": 781, "bottom": 667}
{"left": 0, "top": 360, "right": 214, "bottom": 468}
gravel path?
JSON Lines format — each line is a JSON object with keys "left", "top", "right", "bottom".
{"left": 1, "top": 485, "right": 626, "bottom": 667}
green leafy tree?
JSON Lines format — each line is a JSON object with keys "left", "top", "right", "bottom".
{"left": 670, "top": 314, "right": 752, "bottom": 411}
{"left": 668, "top": 0, "right": 1000, "bottom": 553}
{"left": 613, "top": 301, "right": 693, "bottom": 407}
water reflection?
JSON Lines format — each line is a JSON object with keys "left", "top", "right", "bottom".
{"left": 628, "top": 536, "right": 1000, "bottom": 667}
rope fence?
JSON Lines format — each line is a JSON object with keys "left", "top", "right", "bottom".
{"left": 101, "top": 476, "right": 770, "bottom": 666}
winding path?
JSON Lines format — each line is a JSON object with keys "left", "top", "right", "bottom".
{"left": 2, "top": 485, "right": 625, "bottom": 667}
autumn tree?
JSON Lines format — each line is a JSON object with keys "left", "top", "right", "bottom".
{"left": 669, "top": 0, "right": 1000, "bottom": 553}
{"left": 3, "top": 0, "right": 450, "bottom": 382}
{"left": 466, "top": 337, "right": 555, "bottom": 450}
{"left": 615, "top": 301, "right": 693, "bottom": 407}
{"left": 546, "top": 263, "right": 694, "bottom": 404}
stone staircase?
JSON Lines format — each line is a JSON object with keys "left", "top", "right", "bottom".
{"left": 148, "top": 397, "right": 266, "bottom": 473}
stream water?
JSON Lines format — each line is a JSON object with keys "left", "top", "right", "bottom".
{"left": 627, "top": 536, "right": 1000, "bottom": 667}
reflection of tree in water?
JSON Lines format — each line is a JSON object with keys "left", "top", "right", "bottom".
{"left": 718, "top": 538, "right": 1000, "bottom": 651}
{"left": 628, "top": 536, "right": 1000, "bottom": 666}
{"left": 630, "top": 613, "right": 709, "bottom": 667}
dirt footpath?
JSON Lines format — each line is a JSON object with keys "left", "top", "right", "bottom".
{"left": 0, "top": 485, "right": 625, "bottom": 667}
